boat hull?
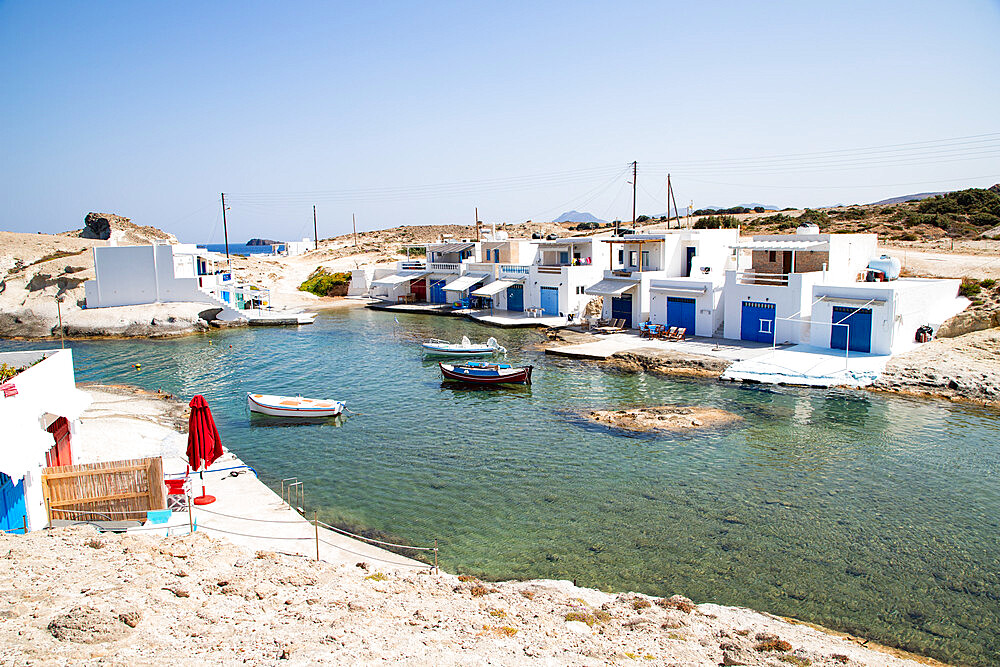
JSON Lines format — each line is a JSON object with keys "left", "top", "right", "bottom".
{"left": 421, "top": 344, "right": 498, "bottom": 356}
{"left": 247, "top": 393, "right": 345, "bottom": 417}
{"left": 439, "top": 363, "right": 533, "bottom": 385}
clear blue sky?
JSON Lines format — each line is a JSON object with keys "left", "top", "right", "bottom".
{"left": 2, "top": 1, "right": 999, "bottom": 242}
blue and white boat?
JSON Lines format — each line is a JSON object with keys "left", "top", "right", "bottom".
{"left": 421, "top": 336, "right": 506, "bottom": 357}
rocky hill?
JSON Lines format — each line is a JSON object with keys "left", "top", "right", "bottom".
{"left": 73, "top": 212, "right": 178, "bottom": 245}
{"left": 0, "top": 526, "right": 936, "bottom": 666}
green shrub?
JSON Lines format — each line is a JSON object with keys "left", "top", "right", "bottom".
{"left": 797, "top": 209, "right": 829, "bottom": 225}
{"left": 959, "top": 278, "right": 981, "bottom": 298}
{"left": 979, "top": 278, "right": 996, "bottom": 289}
{"left": 635, "top": 215, "right": 650, "bottom": 223}
{"left": 694, "top": 215, "right": 740, "bottom": 229}
{"left": 299, "top": 268, "right": 351, "bottom": 297}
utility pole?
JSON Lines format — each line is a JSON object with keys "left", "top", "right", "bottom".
{"left": 475, "top": 207, "right": 479, "bottom": 242}
{"left": 666, "top": 174, "right": 681, "bottom": 229}
{"left": 631, "top": 161, "right": 637, "bottom": 230}
{"left": 312, "top": 205, "right": 318, "bottom": 250}
{"left": 221, "top": 193, "right": 230, "bottom": 259}
{"left": 352, "top": 213, "right": 358, "bottom": 247}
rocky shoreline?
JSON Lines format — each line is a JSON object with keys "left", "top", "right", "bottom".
{"left": 0, "top": 526, "right": 943, "bottom": 666}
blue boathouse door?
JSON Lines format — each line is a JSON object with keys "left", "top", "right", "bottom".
{"left": 506, "top": 284, "right": 523, "bottom": 311}
{"left": 611, "top": 293, "right": 633, "bottom": 328}
{"left": 666, "top": 297, "right": 696, "bottom": 333}
{"left": 539, "top": 286, "right": 559, "bottom": 316}
{"left": 830, "top": 306, "right": 872, "bottom": 353}
{"left": 0, "top": 473, "right": 27, "bottom": 534}
{"left": 740, "top": 301, "right": 775, "bottom": 343}
{"left": 429, "top": 279, "right": 446, "bottom": 303}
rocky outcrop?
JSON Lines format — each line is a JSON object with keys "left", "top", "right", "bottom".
{"left": 585, "top": 405, "right": 742, "bottom": 432}
{"left": 81, "top": 212, "right": 130, "bottom": 240}
{"left": 873, "top": 327, "right": 1000, "bottom": 406}
{"left": 247, "top": 238, "right": 281, "bottom": 246}
{"left": 78, "top": 212, "right": 177, "bottom": 245}
{"left": 936, "top": 309, "right": 1000, "bottom": 338}
{"left": 606, "top": 349, "right": 732, "bottom": 377}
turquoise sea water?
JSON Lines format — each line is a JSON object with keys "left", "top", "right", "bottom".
{"left": 3, "top": 308, "right": 999, "bottom": 665}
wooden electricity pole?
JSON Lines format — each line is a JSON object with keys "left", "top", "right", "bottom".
{"left": 352, "top": 213, "right": 358, "bottom": 247}
{"left": 313, "top": 205, "right": 318, "bottom": 250}
{"left": 631, "top": 161, "right": 637, "bottom": 230}
{"left": 221, "top": 192, "right": 230, "bottom": 259}
{"left": 666, "top": 174, "right": 681, "bottom": 229}
{"left": 475, "top": 207, "right": 479, "bottom": 241}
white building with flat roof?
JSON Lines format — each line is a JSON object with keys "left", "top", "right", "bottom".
{"left": 586, "top": 229, "right": 739, "bottom": 331}
{"left": 83, "top": 243, "right": 267, "bottom": 320}
{"left": 525, "top": 237, "right": 607, "bottom": 319}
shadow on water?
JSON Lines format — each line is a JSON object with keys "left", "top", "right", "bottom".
{"left": 248, "top": 413, "right": 347, "bottom": 428}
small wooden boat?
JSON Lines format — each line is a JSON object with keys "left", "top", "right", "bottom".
{"left": 421, "top": 335, "right": 506, "bottom": 357}
{"left": 247, "top": 393, "right": 345, "bottom": 417}
{"left": 439, "top": 361, "right": 532, "bottom": 385}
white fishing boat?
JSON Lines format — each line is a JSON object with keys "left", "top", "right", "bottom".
{"left": 247, "top": 393, "right": 345, "bottom": 418}
{"left": 420, "top": 336, "right": 507, "bottom": 357}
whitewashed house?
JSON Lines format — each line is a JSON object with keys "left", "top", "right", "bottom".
{"left": 721, "top": 226, "right": 966, "bottom": 354}
{"left": 468, "top": 238, "right": 538, "bottom": 311}
{"left": 525, "top": 237, "right": 608, "bottom": 319}
{"left": 83, "top": 242, "right": 266, "bottom": 320}
{"left": 0, "top": 349, "right": 92, "bottom": 533}
{"left": 586, "top": 230, "right": 739, "bottom": 331}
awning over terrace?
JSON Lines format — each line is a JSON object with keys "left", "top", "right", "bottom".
{"left": 585, "top": 278, "right": 637, "bottom": 296}
{"left": 471, "top": 278, "right": 523, "bottom": 297}
{"left": 442, "top": 273, "right": 488, "bottom": 292}
{"left": 648, "top": 284, "right": 708, "bottom": 296}
{"left": 730, "top": 240, "right": 828, "bottom": 251}
{"left": 371, "top": 270, "right": 430, "bottom": 286}
{"left": 428, "top": 242, "right": 475, "bottom": 253}
{"left": 816, "top": 294, "right": 888, "bottom": 306}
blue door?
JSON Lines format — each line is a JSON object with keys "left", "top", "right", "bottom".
{"left": 611, "top": 294, "right": 633, "bottom": 328}
{"left": 539, "top": 287, "right": 559, "bottom": 316}
{"left": 429, "top": 279, "right": 446, "bottom": 303}
{"left": 666, "top": 297, "right": 696, "bottom": 333}
{"left": 493, "top": 249, "right": 500, "bottom": 262}
{"left": 741, "top": 301, "right": 775, "bottom": 343}
{"left": 559, "top": 251, "right": 569, "bottom": 265}
{"left": 0, "top": 473, "right": 27, "bottom": 534}
{"left": 506, "top": 284, "right": 523, "bottom": 311}
{"left": 830, "top": 306, "right": 872, "bottom": 353}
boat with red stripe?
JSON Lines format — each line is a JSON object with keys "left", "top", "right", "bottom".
{"left": 439, "top": 361, "right": 533, "bottom": 385}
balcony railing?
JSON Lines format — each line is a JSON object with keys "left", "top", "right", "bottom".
{"left": 737, "top": 271, "right": 789, "bottom": 286}
{"left": 428, "top": 262, "right": 461, "bottom": 272}
{"left": 536, "top": 266, "right": 563, "bottom": 274}
{"left": 399, "top": 261, "right": 426, "bottom": 270}
{"left": 499, "top": 264, "right": 530, "bottom": 275}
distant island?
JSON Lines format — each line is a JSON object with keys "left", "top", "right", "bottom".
{"left": 553, "top": 210, "right": 607, "bottom": 224}
{"left": 246, "top": 238, "right": 282, "bottom": 246}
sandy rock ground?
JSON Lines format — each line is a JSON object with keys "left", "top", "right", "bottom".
{"left": 585, "top": 405, "right": 742, "bottom": 432}
{"left": 873, "top": 327, "right": 1000, "bottom": 406}
{"left": 605, "top": 349, "right": 734, "bottom": 378}
{"left": 0, "top": 526, "right": 939, "bottom": 667}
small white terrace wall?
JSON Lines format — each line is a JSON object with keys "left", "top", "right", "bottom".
{"left": 649, "top": 278, "right": 723, "bottom": 337}
{"left": 723, "top": 270, "right": 825, "bottom": 343}
{"left": 809, "top": 279, "right": 964, "bottom": 355}
{"left": 0, "top": 349, "right": 90, "bottom": 532}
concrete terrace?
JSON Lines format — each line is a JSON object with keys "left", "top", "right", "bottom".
{"left": 546, "top": 331, "right": 778, "bottom": 362}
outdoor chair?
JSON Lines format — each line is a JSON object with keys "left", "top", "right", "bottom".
{"left": 669, "top": 327, "right": 687, "bottom": 341}
{"left": 659, "top": 326, "right": 677, "bottom": 340}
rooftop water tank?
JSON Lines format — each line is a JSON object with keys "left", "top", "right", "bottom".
{"left": 795, "top": 223, "right": 820, "bottom": 235}
{"left": 867, "top": 255, "right": 901, "bottom": 281}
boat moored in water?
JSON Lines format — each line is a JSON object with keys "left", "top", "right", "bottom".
{"left": 421, "top": 335, "right": 506, "bottom": 357}
{"left": 439, "top": 361, "right": 532, "bottom": 385}
{"left": 247, "top": 393, "right": 345, "bottom": 417}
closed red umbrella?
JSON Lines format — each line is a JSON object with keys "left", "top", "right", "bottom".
{"left": 187, "top": 395, "right": 224, "bottom": 505}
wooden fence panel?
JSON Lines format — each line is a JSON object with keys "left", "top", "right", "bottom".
{"left": 42, "top": 457, "right": 167, "bottom": 523}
